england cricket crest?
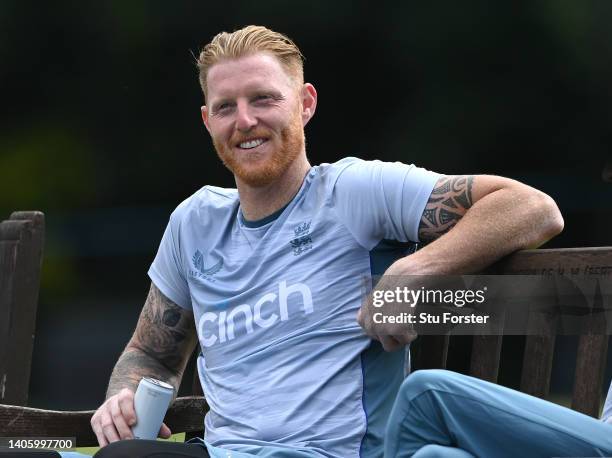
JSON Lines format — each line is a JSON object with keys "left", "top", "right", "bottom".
{"left": 290, "top": 221, "right": 313, "bottom": 256}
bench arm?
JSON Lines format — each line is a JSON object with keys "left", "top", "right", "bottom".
{"left": 0, "top": 395, "right": 207, "bottom": 447}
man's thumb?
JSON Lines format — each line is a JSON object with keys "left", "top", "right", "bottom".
{"left": 159, "top": 422, "right": 172, "bottom": 439}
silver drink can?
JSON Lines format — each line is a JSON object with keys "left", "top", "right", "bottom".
{"left": 131, "top": 377, "right": 174, "bottom": 440}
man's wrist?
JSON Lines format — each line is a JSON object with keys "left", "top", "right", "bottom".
{"left": 389, "top": 251, "right": 442, "bottom": 276}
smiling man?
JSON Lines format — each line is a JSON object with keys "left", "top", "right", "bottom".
{"left": 85, "top": 26, "right": 563, "bottom": 458}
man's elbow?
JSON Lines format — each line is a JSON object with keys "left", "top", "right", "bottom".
{"left": 528, "top": 190, "right": 564, "bottom": 244}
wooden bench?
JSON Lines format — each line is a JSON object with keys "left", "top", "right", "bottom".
{"left": 0, "top": 211, "right": 206, "bottom": 446}
{"left": 411, "top": 247, "right": 612, "bottom": 418}
{"left": 1, "top": 211, "right": 611, "bottom": 445}
{"left": 0, "top": 211, "right": 45, "bottom": 407}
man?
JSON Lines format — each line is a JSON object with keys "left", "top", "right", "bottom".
{"left": 85, "top": 25, "right": 563, "bottom": 458}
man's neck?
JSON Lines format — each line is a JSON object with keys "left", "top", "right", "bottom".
{"left": 237, "top": 156, "right": 311, "bottom": 222}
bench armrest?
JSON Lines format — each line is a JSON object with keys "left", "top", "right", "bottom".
{"left": 0, "top": 396, "right": 207, "bottom": 447}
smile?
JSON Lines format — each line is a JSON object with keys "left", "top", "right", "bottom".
{"left": 237, "top": 138, "right": 267, "bottom": 150}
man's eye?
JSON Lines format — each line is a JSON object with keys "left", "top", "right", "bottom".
{"left": 254, "top": 95, "right": 271, "bottom": 102}
{"left": 214, "top": 103, "right": 233, "bottom": 115}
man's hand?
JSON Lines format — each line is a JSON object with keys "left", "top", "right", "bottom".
{"left": 91, "top": 283, "right": 198, "bottom": 447}
{"left": 90, "top": 388, "right": 171, "bottom": 446}
{"left": 357, "top": 299, "right": 417, "bottom": 352}
{"left": 357, "top": 263, "right": 418, "bottom": 352}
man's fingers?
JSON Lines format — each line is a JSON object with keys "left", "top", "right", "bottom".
{"left": 110, "top": 397, "right": 134, "bottom": 439}
{"left": 357, "top": 307, "right": 377, "bottom": 337}
{"left": 159, "top": 422, "right": 172, "bottom": 439}
{"left": 90, "top": 390, "right": 138, "bottom": 447}
{"left": 396, "top": 332, "right": 418, "bottom": 345}
{"left": 378, "top": 335, "right": 404, "bottom": 352}
{"left": 100, "top": 411, "right": 121, "bottom": 444}
{"left": 118, "top": 391, "right": 137, "bottom": 426}
{"left": 91, "top": 415, "right": 108, "bottom": 448}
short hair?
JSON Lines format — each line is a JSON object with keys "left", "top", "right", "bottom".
{"left": 196, "top": 25, "right": 304, "bottom": 99}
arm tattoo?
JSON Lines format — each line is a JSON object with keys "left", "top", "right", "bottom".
{"left": 106, "top": 283, "right": 197, "bottom": 398}
{"left": 418, "top": 175, "right": 474, "bottom": 243}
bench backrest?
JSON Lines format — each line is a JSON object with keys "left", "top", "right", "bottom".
{"left": 0, "top": 211, "right": 45, "bottom": 406}
{"left": 411, "top": 247, "right": 612, "bottom": 417}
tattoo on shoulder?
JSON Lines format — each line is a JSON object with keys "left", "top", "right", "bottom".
{"left": 133, "top": 284, "right": 196, "bottom": 371}
{"left": 418, "top": 175, "right": 474, "bottom": 243}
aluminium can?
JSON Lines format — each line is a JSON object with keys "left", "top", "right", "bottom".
{"left": 131, "top": 377, "right": 174, "bottom": 440}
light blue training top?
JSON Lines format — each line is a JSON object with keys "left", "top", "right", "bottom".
{"left": 148, "top": 157, "right": 439, "bottom": 458}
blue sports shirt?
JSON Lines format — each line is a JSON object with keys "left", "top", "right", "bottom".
{"left": 149, "top": 157, "right": 439, "bottom": 457}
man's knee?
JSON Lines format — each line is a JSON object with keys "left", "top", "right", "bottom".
{"left": 413, "top": 444, "right": 475, "bottom": 458}
{"left": 399, "top": 369, "right": 457, "bottom": 400}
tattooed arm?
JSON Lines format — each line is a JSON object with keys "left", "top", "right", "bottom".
{"left": 91, "top": 283, "right": 198, "bottom": 446}
{"left": 418, "top": 175, "right": 475, "bottom": 244}
{"left": 357, "top": 175, "right": 563, "bottom": 351}
{"left": 106, "top": 283, "right": 197, "bottom": 398}
{"left": 407, "top": 174, "right": 564, "bottom": 274}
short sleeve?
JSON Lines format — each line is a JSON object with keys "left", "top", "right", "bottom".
{"left": 332, "top": 158, "right": 440, "bottom": 250}
{"left": 148, "top": 211, "right": 193, "bottom": 310}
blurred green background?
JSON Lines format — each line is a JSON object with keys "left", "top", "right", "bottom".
{"left": 1, "top": 1, "right": 611, "bottom": 410}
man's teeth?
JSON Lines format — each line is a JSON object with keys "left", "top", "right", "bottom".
{"left": 239, "top": 139, "right": 265, "bottom": 149}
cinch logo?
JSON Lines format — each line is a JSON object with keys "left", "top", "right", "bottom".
{"left": 198, "top": 281, "right": 313, "bottom": 348}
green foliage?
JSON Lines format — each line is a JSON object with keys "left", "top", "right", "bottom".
{"left": 0, "top": 125, "right": 97, "bottom": 213}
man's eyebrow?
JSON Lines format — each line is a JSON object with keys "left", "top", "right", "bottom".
{"left": 259, "top": 90, "right": 284, "bottom": 99}
{"left": 253, "top": 88, "right": 282, "bottom": 96}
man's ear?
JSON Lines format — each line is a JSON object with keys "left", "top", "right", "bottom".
{"left": 201, "top": 105, "right": 211, "bottom": 134}
{"left": 301, "top": 83, "right": 317, "bottom": 126}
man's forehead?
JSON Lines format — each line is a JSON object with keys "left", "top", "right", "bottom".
{"left": 207, "top": 53, "right": 294, "bottom": 97}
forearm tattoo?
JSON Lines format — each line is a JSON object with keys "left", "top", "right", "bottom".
{"left": 418, "top": 175, "right": 474, "bottom": 243}
{"left": 106, "top": 283, "right": 197, "bottom": 398}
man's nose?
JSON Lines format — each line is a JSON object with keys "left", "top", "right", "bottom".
{"left": 235, "top": 101, "right": 257, "bottom": 131}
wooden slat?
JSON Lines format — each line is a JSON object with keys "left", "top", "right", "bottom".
{"left": 0, "top": 236, "right": 20, "bottom": 405}
{"left": 494, "top": 247, "right": 612, "bottom": 276}
{"left": 519, "top": 299, "right": 559, "bottom": 399}
{"left": 411, "top": 335, "right": 449, "bottom": 370}
{"left": 572, "top": 334, "right": 608, "bottom": 417}
{"left": 185, "top": 349, "right": 204, "bottom": 441}
{"left": 470, "top": 336, "right": 503, "bottom": 382}
{"left": 0, "top": 212, "right": 45, "bottom": 406}
{"left": 520, "top": 334, "right": 557, "bottom": 399}
{"left": 0, "top": 219, "right": 32, "bottom": 406}
{"left": 572, "top": 281, "right": 609, "bottom": 417}
{"left": 0, "top": 396, "right": 208, "bottom": 447}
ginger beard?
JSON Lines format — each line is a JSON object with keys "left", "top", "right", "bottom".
{"left": 212, "top": 110, "right": 305, "bottom": 187}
